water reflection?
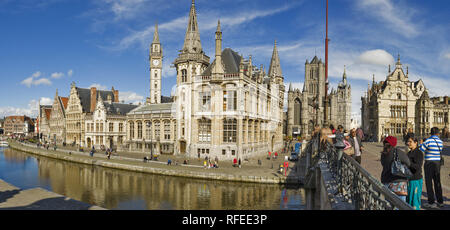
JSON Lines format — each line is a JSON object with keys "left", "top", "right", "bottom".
{"left": 0, "top": 147, "right": 305, "bottom": 210}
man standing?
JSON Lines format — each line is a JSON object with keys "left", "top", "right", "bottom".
{"left": 349, "top": 129, "right": 363, "bottom": 164}
{"left": 420, "top": 127, "right": 444, "bottom": 209}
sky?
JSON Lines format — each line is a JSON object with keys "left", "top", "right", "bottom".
{"left": 0, "top": 0, "right": 449, "bottom": 123}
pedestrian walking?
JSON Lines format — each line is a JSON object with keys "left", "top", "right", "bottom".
{"left": 420, "top": 127, "right": 444, "bottom": 209}
{"left": 349, "top": 129, "right": 363, "bottom": 164}
{"left": 90, "top": 146, "right": 95, "bottom": 157}
{"left": 380, "top": 136, "right": 411, "bottom": 202}
{"left": 406, "top": 137, "right": 424, "bottom": 210}
{"left": 238, "top": 158, "right": 241, "bottom": 168}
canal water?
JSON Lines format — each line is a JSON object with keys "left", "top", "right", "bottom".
{"left": 0, "top": 147, "right": 306, "bottom": 210}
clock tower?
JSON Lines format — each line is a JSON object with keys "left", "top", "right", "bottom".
{"left": 150, "top": 23, "right": 162, "bottom": 104}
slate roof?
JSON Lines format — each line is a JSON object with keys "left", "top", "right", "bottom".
{"left": 128, "top": 103, "right": 174, "bottom": 115}
{"left": 104, "top": 102, "right": 139, "bottom": 116}
{"left": 202, "top": 48, "right": 242, "bottom": 76}
{"left": 76, "top": 87, "right": 116, "bottom": 113}
{"left": 161, "top": 96, "right": 174, "bottom": 103}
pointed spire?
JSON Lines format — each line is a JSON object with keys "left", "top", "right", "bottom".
{"left": 396, "top": 53, "right": 402, "bottom": 67}
{"left": 372, "top": 74, "right": 375, "bottom": 84}
{"left": 182, "top": 0, "right": 203, "bottom": 53}
{"left": 55, "top": 88, "right": 59, "bottom": 97}
{"left": 268, "top": 40, "right": 282, "bottom": 79}
{"left": 342, "top": 65, "right": 347, "bottom": 85}
{"left": 215, "top": 20, "right": 222, "bottom": 57}
{"left": 388, "top": 64, "right": 391, "bottom": 73}
{"left": 289, "top": 83, "right": 293, "bottom": 92}
{"left": 152, "top": 22, "right": 160, "bottom": 44}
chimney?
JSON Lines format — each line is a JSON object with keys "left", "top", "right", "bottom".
{"left": 90, "top": 87, "right": 97, "bottom": 112}
{"left": 112, "top": 87, "right": 119, "bottom": 103}
{"left": 445, "top": 96, "right": 448, "bottom": 105}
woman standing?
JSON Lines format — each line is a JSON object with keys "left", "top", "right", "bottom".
{"left": 406, "top": 137, "right": 424, "bottom": 210}
{"left": 380, "top": 136, "right": 411, "bottom": 202}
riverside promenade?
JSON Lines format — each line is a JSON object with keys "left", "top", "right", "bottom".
{"left": 360, "top": 141, "right": 450, "bottom": 210}
{"left": 0, "top": 179, "right": 105, "bottom": 210}
{"left": 8, "top": 140, "right": 303, "bottom": 185}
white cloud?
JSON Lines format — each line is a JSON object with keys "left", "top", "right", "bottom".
{"left": 89, "top": 83, "right": 108, "bottom": 90}
{"left": 0, "top": 98, "right": 44, "bottom": 118}
{"left": 51, "top": 72, "right": 65, "bottom": 79}
{"left": 21, "top": 71, "right": 52, "bottom": 87}
{"left": 67, "top": 69, "right": 73, "bottom": 77}
{"left": 444, "top": 53, "right": 450, "bottom": 60}
{"left": 120, "top": 91, "right": 144, "bottom": 104}
{"left": 356, "top": 49, "right": 395, "bottom": 66}
{"left": 112, "top": 4, "right": 295, "bottom": 51}
{"left": 40, "top": 97, "right": 53, "bottom": 105}
{"left": 355, "top": 0, "right": 419, "bottom": 37}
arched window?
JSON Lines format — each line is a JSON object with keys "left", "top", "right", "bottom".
{"left": 397, "top": 93, "right": 401, "bottom": 100}
{"left": 181, "top": 69, "right": 187, "bottom": 82}
{"left": 129, "top": 122, "right": 135, "bottom": 139}
{"left": 223, "top": 119, "right": 237, "bottom": 143}
{"left": 137, "top": 121, "right": 142, "bottom": 139}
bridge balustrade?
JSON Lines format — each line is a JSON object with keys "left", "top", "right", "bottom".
{"left": 303, "top": 135, "right": 413, "bottom": 210}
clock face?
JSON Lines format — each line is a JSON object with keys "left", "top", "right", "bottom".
{"left": 153, "top": 60, "right": 159, "bottom": 66}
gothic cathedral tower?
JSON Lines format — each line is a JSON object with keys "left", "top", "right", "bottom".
{"left": 150, "top": 23, "right": 162, "bottom": 104}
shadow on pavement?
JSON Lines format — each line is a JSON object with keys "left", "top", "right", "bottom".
{"left": 0, "top": 189, "right": 21, "bottom": 203}
{"left": 0, "top": 196, "right": 100, "bottom": 210}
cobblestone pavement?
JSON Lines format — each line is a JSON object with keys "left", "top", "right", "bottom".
{"left": 360, "top": 141, "right": 450, "bottom": 210}
{"left": 0, "top": 179, "right": 105, "bottom": 210}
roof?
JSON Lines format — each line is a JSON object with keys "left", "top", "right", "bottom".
{"left": 44, "top": 108, "right": 52, "bottom": 120}
{"left": 161, "top": 96, "right": 174, "bottom": 103}
{"left": 202, "top": 48, "right": 242, "bottom": 76}
{"left": 59, "top": 97, "right": 69, "bottom": 109}
{"left": 310, "top": 56, "right": 322, "bottom": 64}
{"left": 128, "top": 103, "right": 175, "bottom": 115}
{"left": 76, "top": 87, "right": 116, "bottom": 113}
{"left": 104, "top": 102, "right": 139, "bottom": 116}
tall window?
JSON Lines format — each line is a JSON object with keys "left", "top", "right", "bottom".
{"left": 164, "top": 121, "right": 171, "bottom": 140}
{"left": 129, "top": 122, "right": 135, "bottom": 139}
{"left": 155, "top": 121, "right": 160, "bottom": 139}
{"left": 223, "top": 119, "right": 237, "bottom": 143}
{"left": 181, "top": 69, "right": 187, "bottom": 82}
{"left": 223, "top": 90, "right": 237, "bottom": 111}
{"left": 137, "top": 121, "right": 142, "bottom": 139}
{"left": 119, "top": 123, "right": 123, "bottom": 132}
{"left": 198, "top": 118, "right": 211, "bottom": 143}
{"left": 146, "top": 122, "right": 152, "bottom": 139}
{"left": 109, "top": 123, "right": 114, "bottom": 132}
{"left": 199, "top": 91, "right": 211, "bottom": 111}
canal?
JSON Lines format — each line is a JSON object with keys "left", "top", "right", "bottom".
{"left": 0, "top": 147, "right": 306, "bottom": 210}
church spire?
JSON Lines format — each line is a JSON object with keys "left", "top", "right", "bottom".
{"left": 153, "top": 22, "right": 160, "bottom": 44}
{"left": 268, "top": 40, "right": 282, "bottom": 81}
{"left": 182, "top": 0, "right": 203, "bottom": 53}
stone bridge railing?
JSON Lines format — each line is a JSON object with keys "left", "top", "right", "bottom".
{"left": 303, "top": 135, "right": 413, "bottom": 210}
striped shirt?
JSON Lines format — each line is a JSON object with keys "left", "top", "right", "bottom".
{"left": 420, "top": 135, "right": 443, "bottom": 161}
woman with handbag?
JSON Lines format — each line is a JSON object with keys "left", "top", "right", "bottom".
{"left": 380, "top": 136, "right": 411, "bottom": 202}
{"left": 406, "top": 137, "right": 424, "bottom": 210}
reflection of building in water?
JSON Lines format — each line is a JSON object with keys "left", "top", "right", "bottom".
{"left": 2, "top": 148, "right": 29, "bottom": 163}
{"left": 33, "top": 154, "right": 302, "bottom": 209}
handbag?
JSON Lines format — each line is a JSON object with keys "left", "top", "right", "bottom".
{"left": 391, "top": 148, "right": 413, "bottom": 179}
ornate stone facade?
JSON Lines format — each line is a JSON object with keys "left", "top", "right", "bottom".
{"left": 85, "top": 95, "right": 137, "bottom": 149}
{"left": 49, "top": 89, "right": 68, "bottom": 144}
{"left": 286, "top": 60, "right": 351, "bottom": 138}
{"left": 361, "top": 55, "right": 449, "bottom": 141}
{"left": 126, "top": 1, "right": 284, "bottom": 160}
{"left": 65, "top": 82, "right": 119, "bottom": 147}
{"left": 38, "top": 104, "right": 52, "bottom": 142}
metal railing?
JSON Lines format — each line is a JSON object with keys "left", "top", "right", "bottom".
{"left": 304, "top": 135, "right": 413, "bottom": 210}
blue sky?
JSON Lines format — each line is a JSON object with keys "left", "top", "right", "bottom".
{"left": 0, "top": 0, "right": 449, "bottom": 121}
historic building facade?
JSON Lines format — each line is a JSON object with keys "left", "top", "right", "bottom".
{"left": 286, "top": 59, "right": 351, "bottom": 138}
{"left": 37, "top": 104, "right": 52, "bottom": 142}
{"left": 126, "top": 0, "right": 285, "bottom": 160}
{"left": 48, "top": 89, "right": 68, "bottom": 144}
{"left": 65, "top": 82, "right": 119, "bottom": 147}
{"left": 361, "top": 55, "right": 449, "bottom": 141}
{"left": 85, "top": 95, "right": 138, "bottom": 149}
{"left": 4, "top": 116, "right": 34, "bottom": 136}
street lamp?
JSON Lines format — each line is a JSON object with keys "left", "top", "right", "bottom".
{"left": 146, "top": 122, "right": 153, "bottom": 159}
